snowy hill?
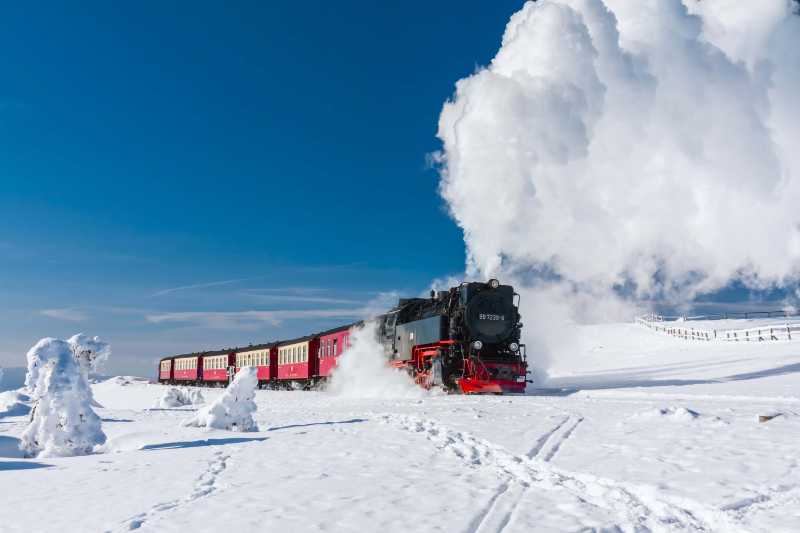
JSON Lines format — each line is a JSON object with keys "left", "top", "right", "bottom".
{"left": 1, "top": 321, "right": 799, "bottom": 532}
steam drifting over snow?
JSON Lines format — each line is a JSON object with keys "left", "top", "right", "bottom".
{"left": 437, "top": 0, "right": 800, "bottom": 299}
{"left": 328, "top": 322, "right": 424, "bottom": 399}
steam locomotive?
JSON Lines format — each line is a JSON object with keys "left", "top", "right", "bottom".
{"left": 158, "top": 279, "right": 528, "bottom": 394}
{"left": 377, "top": 279, "right": 528, "bottom": 393}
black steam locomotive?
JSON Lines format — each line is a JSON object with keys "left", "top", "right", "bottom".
{"left": 376, "top": 279, "right": 528, "bottom": 393}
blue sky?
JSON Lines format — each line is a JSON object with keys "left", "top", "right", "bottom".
{"left": 0, "top": 1, "right": 525, "bottom": 376}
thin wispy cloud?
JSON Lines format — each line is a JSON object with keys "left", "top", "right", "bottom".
{"left": 41, "top": 308, "right": 88, "bottom": 322}
{"left": 145, "top": 308, "right": 363, "bottom": 329}
{"left": 150, "top": 278, "right": 252, "bottom": 297}
{"left": 240, "top": 293, "right": 363, "bottom": 305}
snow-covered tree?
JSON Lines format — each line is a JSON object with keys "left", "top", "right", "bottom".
{"left": 157, "top": 387, "right": 205, "bottom": 408}
{"left": 184, "top": 367, "right": 258, "bottom": 431}
{"left": 24, "top": 333, "right": 110, "bottom": 392}
{"left": 20, "top": 338, "right": 106, "bottom": 458}
{"left": 68, "top": 333, "right": 111, "bottom": 381}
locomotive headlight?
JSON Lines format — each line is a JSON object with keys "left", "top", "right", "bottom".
{"left": 472, "top": 340, "right": 483, "bottom": 350}
{"left": 509, "top": 342, "right": 519, "bottom": 352}
{"left": 488, "top": 278, "right": 500, "bottom": 289}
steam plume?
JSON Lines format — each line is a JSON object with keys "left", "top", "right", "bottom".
{"left": 437, "top": 0, "right": 800, "bottom": 300}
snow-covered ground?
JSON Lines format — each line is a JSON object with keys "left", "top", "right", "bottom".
{"left": 2, "top": 323, "right": 799, "bottom": 532}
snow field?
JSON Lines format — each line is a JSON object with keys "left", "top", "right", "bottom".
{"left": 1, "top": 322, "right": 799, "bottom": 532}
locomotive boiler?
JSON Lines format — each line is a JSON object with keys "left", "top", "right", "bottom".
{"left": 376, "top": 279, "right": 528, "bottom": 393}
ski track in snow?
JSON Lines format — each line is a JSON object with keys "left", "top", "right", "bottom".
{"left": 470, "top": 413, "right": 583, "bottom": 533}
{"left": 114, "top": 449, "right": 232, "bottom": 532}
{"left": 385, "top": 414, "right": 742, "bottom": 533}
{"left": 525, "top": 415, "right": 571, "bottom": 460}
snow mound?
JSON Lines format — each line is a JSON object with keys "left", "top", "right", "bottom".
{"left": 632, "top": 406, "right": 702, "bottom": 423}
{"left": 109, "top": 376, "right": 150, "bottom": 387}
{"left": 157, "top": 387, "right": 205, "bottom": 408}
{"left": 21, "top": 338, "right": 106, "bottom": 458}
{"left": 328, "top": 322, "right": 425, "bottom": 399}
{"left": 0, "top": 390, "right": 31, "bottom": 418}
{"left": 184, "top": 367, "right": 258, "bottom": 431}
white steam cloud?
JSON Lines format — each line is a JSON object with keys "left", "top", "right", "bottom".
{"left": 437, "top": 0, "right": 800, "bottom": 300}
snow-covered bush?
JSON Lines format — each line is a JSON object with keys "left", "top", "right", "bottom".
{"left": 184, "top": 367, "right": 258, "bottom": 431}
{"left": 188, "top": 388, "right": 205, "bottom": 405}
{"left": 20, "top": 338, "right": 106, "bottom": 458}
{"left": 157, "top": 387, "right": 205, "bottom": 408}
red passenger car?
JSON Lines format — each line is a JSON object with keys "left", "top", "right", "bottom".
{"left": 234, "top": 343, "right": 277, "bottom": 387}
{"left": 202, "top": 350, "right": 234, "bottom": 385}
{"left": 173, "top": 354, "right": 201, "bottom": 383}
{"left": 276, "top": 335, "right": 319, "bottom": 387}
{"left": 158, "top": 357, "right": 173, "bottom": 383}
{"left": 317, "top": 324, "right": 355, "bottom": 378}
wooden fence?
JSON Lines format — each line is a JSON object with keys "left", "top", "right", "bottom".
{"left": 636, "top": 314, "right": 800, "bottom": 342}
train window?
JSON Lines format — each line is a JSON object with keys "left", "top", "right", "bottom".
{"left": 303, "top": 345, "right": 307, "bottom": 362}
{"left": 333, "top": 339, "right": 338, "bottom": 356}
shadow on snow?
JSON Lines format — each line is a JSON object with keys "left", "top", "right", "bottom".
{"left": 0, "top": 461, "right": 52, "bottom": 471}
{"left": 0, "top": 435, "right": 24, "bottom": 459}
{"left": 535, "top": 362, "right": 800, "bottom": 395}
{"left": 141, "top": 419, "right": 368, "bottom": 451}
{"left": 268, "top": 418, "right": 368, "bottom": 432}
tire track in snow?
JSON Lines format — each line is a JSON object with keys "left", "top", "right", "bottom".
{"left": 471, "top": 414, "right": 577, "bottom": 533}
{"left": 384, "top": 414, "right": 740, "bottom": 533}
{"left": 114, "top": 449, "right": 232, "bottom": 531}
